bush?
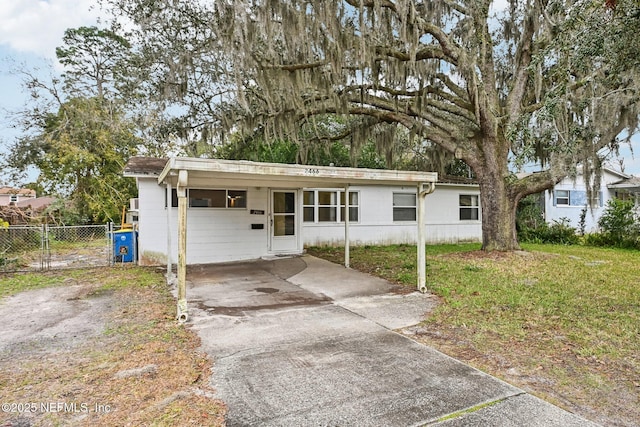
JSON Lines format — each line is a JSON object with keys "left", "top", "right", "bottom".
{"left": 518, "top": 217, "right": 579, "bottom": 245}
{"left": 598, "top": 198, "right": 639, "bottom": 240}
{"left": 577, "top": 199, "right": 640, "bottom": 249}
{"left": 516, "top": 194, "right": 545, "bottom": 231}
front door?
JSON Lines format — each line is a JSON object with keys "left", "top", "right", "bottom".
{"left": 270, "top": 190, "right": 299, "bottom": 253}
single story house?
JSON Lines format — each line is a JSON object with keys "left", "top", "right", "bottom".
{"left": 124, "top": 156, "right": 482, "bottom": 317}
{"left": 543, "top": 167, "right": 640, "bottom": 232}
{"left": 124, "top": 157, "right": 482, "bottom": 267}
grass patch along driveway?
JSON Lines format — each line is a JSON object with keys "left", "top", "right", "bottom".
{"left": 308, "top": 243, "right": 639, "bottom": 427}
{"left": 0, "top": 266, "right": 225, "bottom": 426}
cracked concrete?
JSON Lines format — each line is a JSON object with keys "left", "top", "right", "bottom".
{"left": 183, "top": 255, "right": 599, "bottom": 426}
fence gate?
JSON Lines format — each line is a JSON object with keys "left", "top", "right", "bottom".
{"left": 0, "top": 224, "right": 116, "bottom": 273}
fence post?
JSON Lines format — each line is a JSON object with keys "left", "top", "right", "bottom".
{"left": 40, "top": 224, "right": 44, "bottom": 271}
{"left": 108, "top": 222, "right": 113, "bottom": 266}
{"left": 42, "top": 224, "right": 50, "bottom": 271}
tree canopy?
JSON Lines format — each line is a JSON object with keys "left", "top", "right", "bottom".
{"left": 2, "top": 27, "right": 140, "bottom": 224}
{"left": 5, "top": 1, "right": 639, "bottom": 239}
{"left": 102, "top": 0, "right": 639, "bottom": 250}
{"left": 6, "top": 97, "right": 139, "bottom": 223}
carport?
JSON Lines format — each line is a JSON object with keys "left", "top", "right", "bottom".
{"left": 156, "top": 157, "right": 437, "bottom": 321}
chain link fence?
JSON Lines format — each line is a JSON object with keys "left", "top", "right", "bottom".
{"left": 0, "top": 224, "right": 134, "bottom": 273}
{"left": 0, "top": 226, "right": 46, "bottom": 272}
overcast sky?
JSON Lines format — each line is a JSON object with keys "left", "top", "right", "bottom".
{"left": 1, "top": 0, "right": 639, "bottom": 184}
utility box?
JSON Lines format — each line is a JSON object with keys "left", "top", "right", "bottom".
{"left": 113, "top": 229, "right": 137, "bottom": 263}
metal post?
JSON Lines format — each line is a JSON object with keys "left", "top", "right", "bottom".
{"left": 166, "top": 182, "right": 173, "bottom": 282}
{"left": 108, "top": 222, "right": 113, "bottom": 266}
{"left": 41, "top": 224, "right": 46, "bottom": 271}
{"left": 417, "top": 182, "right": 435, "bottom": 293}
{"left": 344, "top": 184, "right": 350, "bottom": 268}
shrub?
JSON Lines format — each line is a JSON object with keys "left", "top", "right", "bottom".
{"left": 516, "top": 194, "right": 545, "bottom": 230}
{"left": 518, "top": 217, "right": 579, "bottom": 245}
{"left": 598, "top": 198, "right": 639, "bottom": 241}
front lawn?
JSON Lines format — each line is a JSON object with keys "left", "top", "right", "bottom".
{"left": 308, "top": 243, "right": 639, "bottom": 427}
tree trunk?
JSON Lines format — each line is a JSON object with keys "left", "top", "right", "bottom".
{"left": 477, "top": 172, "right": 521, "bottom": 252}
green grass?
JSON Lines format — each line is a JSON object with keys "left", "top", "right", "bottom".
{"left": 0, "top": 266, "right": 162, "bottom": 298}
{"left": 308, "top": 243, "right": 640, "bottom": 423}
{"left": 310, "top": 243, "right": 638, "bottom": 359}
{"left": 0, "top": 272, "right": 67, "bottom": 297}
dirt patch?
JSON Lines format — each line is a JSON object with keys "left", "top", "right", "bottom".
{"left": 0, "top": 270, "right": 225, "bottom": 426}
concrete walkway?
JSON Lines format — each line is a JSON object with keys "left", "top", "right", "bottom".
{"left": 184, "top": 255, "right": 599, "bottom": 426}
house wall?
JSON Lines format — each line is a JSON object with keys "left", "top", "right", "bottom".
{"left": 136, "top": 179, "right": 272, "bottom": 265}
{"left": 543, "top": 170, "right": 624, "bottom": 233}
{"left": 302, "top": 184, "right": 482, "bottom": 246}
{"left": 135, "top": 180, "right": 483, "bottom": 266}
{"left": 0, "top": 192, "right": 36, "bottom": 206}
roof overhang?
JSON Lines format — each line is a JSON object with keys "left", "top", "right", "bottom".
{"left": 608, "top": 182, "right": 640, "bottom": 191}
{"left": 157, "top": 157, "right": 437, "bottom": 188}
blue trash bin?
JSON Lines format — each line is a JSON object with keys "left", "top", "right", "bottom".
{"left": 113, "top": 229, "right": 137, "bottom": 263}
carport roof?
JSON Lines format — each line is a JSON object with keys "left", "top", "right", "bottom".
{"left": 153, "top": 156, "right": 437, "bottom": 188}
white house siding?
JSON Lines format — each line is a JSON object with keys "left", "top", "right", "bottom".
{"left": 302, "top": 184, "right": 482, "bottom": 246}
{"left": 135, "top": 180, "right": 482, "bottom": 265}
{"left": 136, "top": 178, "right": 169, "bottom": 265}
{"left": 136, "top": 178, "right": 272, "bottom": 265}
{"left": 543, "top": 170, "right": 625, "bottom": 233}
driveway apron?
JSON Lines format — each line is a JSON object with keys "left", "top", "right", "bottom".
{"left": 185, "top": 256, "right": 598, "bottom": 427}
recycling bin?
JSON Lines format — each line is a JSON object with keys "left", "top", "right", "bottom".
{"left": 113, "top": 229, "right": 137, "bottom": 263}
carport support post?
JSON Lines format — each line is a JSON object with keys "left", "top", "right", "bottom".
{"left": 417, "top": 182, "right": 435, "bottom": 293}
{"left": 166, "top": 183, "right": 173, "bottom": 282}
{"left": 344, "top": 184, "right": 350, "bottom": 268}
{"left": 176, "top": 170, "right": 189, "bottom": 322}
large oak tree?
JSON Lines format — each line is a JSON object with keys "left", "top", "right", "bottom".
{"left": 106, "top": 0, "right": 640, "bottom": 250}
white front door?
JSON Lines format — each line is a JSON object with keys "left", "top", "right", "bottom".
{"left": 270, "top": 190, "right": 299, "bottom": 253}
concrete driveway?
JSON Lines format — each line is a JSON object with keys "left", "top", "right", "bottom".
{"left": 184, "top": 255, "right": 598, "bottom": 426}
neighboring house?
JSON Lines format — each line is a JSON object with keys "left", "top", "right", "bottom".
{"left": 0, "top": 187, "right": 36, "bottom": 206}
{"left": 543, "top": 167, "right": 640, "bottom": 232}
{"left": 0, "top": 197, "right": 57, "bottom": 225}
{"left": 124, "top": 157, "right": 482, "bottom": 266}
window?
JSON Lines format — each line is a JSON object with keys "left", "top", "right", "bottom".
{"left": 227, "top": 190, "right": 247, "bottom": 208}
{"left": 303, "top": 190, "right": 359, "bottom": 223}
{"left": 393, "top": 193, "right": 416, "bottom": 221}
{"left": 459, "top": 195, "right": 480, "bottom": 220}
{"left": 554, "top": 190, "right": 569, "bottom": 205}
{"left": 318, "top": 191, "right": 338, "bottom": 222}
{"left": 303, "top": 191, "right": 315, "bottom": 222}
{"left": 166, "top": 189, "right": 246, "bottom": 208}
{"left": 189, "top": 189, "right": 226, "bottom": 207}
{"left": 554, "top": 190, "right": 602, "bottom": 207}
{"left": 340, "top": 191, "right": 359, "bottom": 222}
